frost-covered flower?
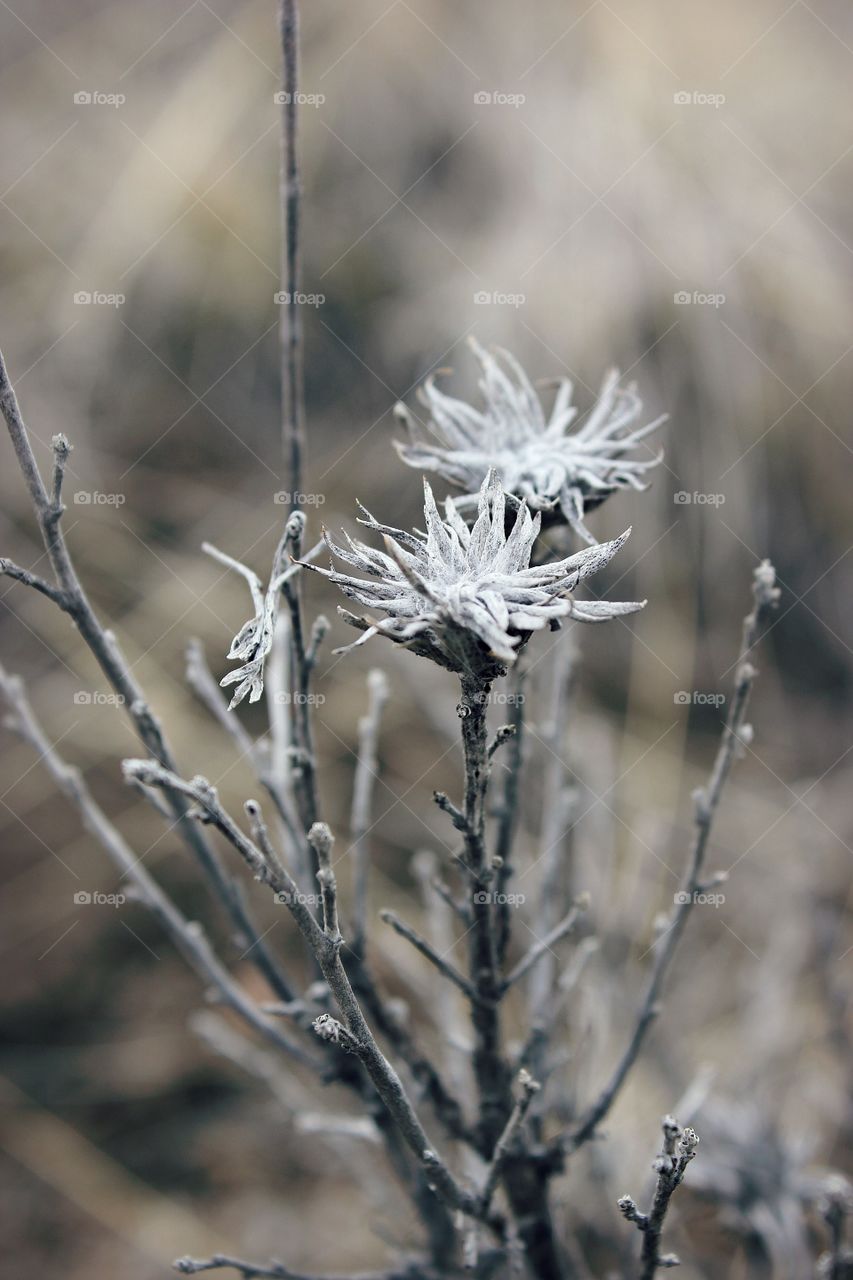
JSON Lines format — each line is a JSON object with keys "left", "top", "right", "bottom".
{"left": 204, "top": 515, "right": 319, "bottom": 709}
{"left": 307, "top": 470, "right": 644, "bottom": 683}
{"left": 395, "top": 339, "right": 666, "bottom": 545}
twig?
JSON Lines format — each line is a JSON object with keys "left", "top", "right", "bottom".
{"left": 351, "top": 669, "right": 389, "bottom": 955}
{"left": 456, "top": 677, "right": 512, "bottom": 1156}
{"left": 411, "top": 850, "right": 472, "bottom": 1105}
{"left": 0, "top": 349, "right": 294, "bottom": 1002}
{"left": 492, "top": 665, "right": 526, "bottom": 964}
{"left": 487, "top": 724, "right": 516, "bottom": 761}
{"left": 528, "top": 641, "right": 579, "bottom": 1029}
{"left": 563, "top": 562, "right": 780, "bottom": 1154}
{"left": 0, "top": 664, "right": 317, "bottom": 1068}
{"left": 279, "top": 0, "right": 305, "bottom": 505}
{"left": 175, "top": 1254, "right": 424, "bottom": 1280}
{"left": 245, "top": 798, "right": 293, "bottom": 885}
{"left": 478, "top": 1070, "right": 540, "bottom": 1215}
{"left": 310, "top": 821, "right": 340, "bottom": 942}
{"left": 501, "top": 899, "right": 586, "bottom": 992}
{"left": 186, "top": 638, "right": 303, "bottom": 856}
{"left": 0, "top": 556, "right": 68, "bottom": 605}
{"left": 121, "top": 759, "right": 476, "bottom": 1216}
{"left": 345, "top": 942, "right": 475, "bottom": 1148}
{"left": 816, "top": 1177, "right": 853, "bottom": 1280}
{"left": 618, "top": 1115, "right": 699, "bottom": 1279}
{"left": 433, "top": 791, "right": 467, "bottom": 832}
{"left": 280, "top": 512, "right": 325, "bottom": 836}
{"left": 380, "top": 909, "right": 480, "bottom": 1002}
{"left": 191, "top": 1010, "right": 314, "bottom": 1114}
{"left": 516, "top": 937, "right": 599, "bottom": 1073}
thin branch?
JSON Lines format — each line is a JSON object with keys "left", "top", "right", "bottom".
{"left": 50, "top": 431, "right": 71, "bottom": 508}
{"left": 487, "top": 724, "right": 516, "bottom": 761}
{"left": 492, "top": 665, "right": 526, "bottom": 965}
{"left": 351, "top": 668, "right": 389, "bottom": 955}
{"left": 0, "top": 348, "right": 294, "bottom": 1001}
{"left": 0, "top": 556, "right": 69, "bottom": 605}
{"left": 501, "top": 899, "right": 587, "bottom": 992}
{"left": 433, "top": 790, "right": 467, "bottom": 832}
{"left": 186, "top": 638, "right": 303, "bottom": 859}
{"left": 380, "top": 909, "right": 479, "bottom": 1003}
{"left": 280, "top": 511, "right": 325, "bottom": 837}
{"left": 191, "top": 1010, "right": 315, "bottom": 1115}
{"left": 122, "top": 759, "right": 476, "bottom": 1216}
{"left": 0, "top": 664, "right": 318, "bottom": 1070}
{"left": 411, "top": 850, "right": 472, "bottom": 1105}
{"left": 528, "top": 641, "right": 579, "bottom": 1030}
{"left": 618, "top": 1115, "right": 699, "bottom": 1279}
{"left": 564, "top": 562, "right": 780, "bottom": 1155}
{"left": 515, "top": 937, "right": 599, "bottom": 1073}
{"left": 456, "top": 676, "right": 511, "bottom": 1156}
{"left": 175, "top": 1254, "right": 424, "bottom": 1280}
{"left": 245, "top": 798, "right": 293, "bottom": 885}
{"left": 348, "top": 960, "right": 476, "bottom": 1149}
{"left": 310, "top": 821, "right": 340, "bottom": 942}
{"left": 279, "top": 0, "right": 305, "bottom": 504}
{"left": 186, "top": 636, "right": 257, "bottom": 759}
{"left": 478, "top": 1070, "right": 541, "bottom": 1215}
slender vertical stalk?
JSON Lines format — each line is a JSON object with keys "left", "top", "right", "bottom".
{"left": 458, "top": 675, "right": 570, "bottom": 1279}
{"left": 458, "top": 677, "right": 511, "bottom": 1153}
{"left": 493, "top": 664, "right": 526, "bottom": 964}
{"left": 562, "top": 563, "right": 780, "bottom": 1156}
{"left": 279, "top": 0, "right": 305, "bottom": 505}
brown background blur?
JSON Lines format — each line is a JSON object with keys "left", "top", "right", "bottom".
{"left": 1, "top": 2, "right": 851, "bottom": 1278}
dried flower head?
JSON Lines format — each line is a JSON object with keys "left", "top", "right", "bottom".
{"left": 395, "top": 338, "right": 666, "bottom": 544}
{"left": 307, "top": 470, "right": 644, "bottom": 683}
{"left": 204, "top": 515, "right": 319, "bottom": 709}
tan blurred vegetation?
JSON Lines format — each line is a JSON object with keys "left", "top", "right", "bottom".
{"left": 0, "top": 1, "right": 851, "bottom": 1277}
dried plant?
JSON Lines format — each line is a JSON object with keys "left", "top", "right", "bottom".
{"left": 0, "top": 5, "right": 846, "bottom": 1280}
{"left": 305, "top": 470, "right": 643, "bottom": 679}
{"left": 618, "top": 1116, "right": 700, "bottom": 1279}
{"left": 395, "top": 338, "right": 666, "bottom": 544}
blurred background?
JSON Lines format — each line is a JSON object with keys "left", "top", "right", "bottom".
{"left": 1, "top": 1, "right": 851, "bottom": 1277}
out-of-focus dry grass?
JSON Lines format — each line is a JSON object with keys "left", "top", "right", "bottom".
{"left": 0, "top": 2, "right": 851, "bottom": 1278}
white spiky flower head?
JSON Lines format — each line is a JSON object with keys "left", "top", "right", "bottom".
{"left": 305, "top": 470, "right": 644, "bottom": 684}
{"left": 394, "top": 338, "right": 666, "bottom": 545}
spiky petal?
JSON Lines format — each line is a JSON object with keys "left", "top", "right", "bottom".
{"left": 395, "top": 338, "right": 666, "bottom": 544}
{"left": 306, "top": 471, "right": 644, "bottom": 681}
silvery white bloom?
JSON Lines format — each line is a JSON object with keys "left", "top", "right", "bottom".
{"left": 204, "top": 516, "right": 320, "bottom": 709}
{"left": 307, "top": 470, "right": 644, "bottom": 683}
{"left": 394, "top": 339, "right": 666, "bottom": 545}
